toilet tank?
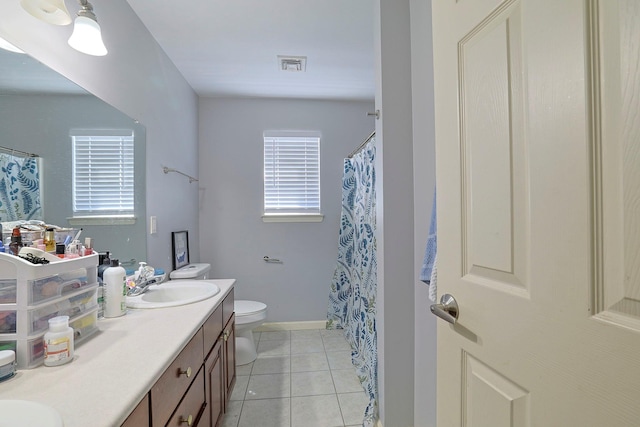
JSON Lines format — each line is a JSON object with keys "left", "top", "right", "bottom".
{"left": 169, "top": 263, "right": 211, "bottom": 280}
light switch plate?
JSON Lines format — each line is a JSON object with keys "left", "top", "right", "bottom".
{"left": 149, "top": 216, "right": 157, "bottom": 234}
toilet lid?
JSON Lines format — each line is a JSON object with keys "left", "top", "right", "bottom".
{"left": 235, "top": 300, "right": 267, "bottom": 316}
{"left": 169, "top": 263, "right": 211, "bottom": 279}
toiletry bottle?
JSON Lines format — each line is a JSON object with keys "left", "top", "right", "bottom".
{"left": 103, "top": 259, "right": 127, "bottom": 318}
{"left": 56, "top": 243, "right": 66, "bottom": 259}
{"left": 44, "top": 227, "right": 56, "bottom": 253}
{"left": 64, "top": 240, "right": 81, "bottom": 259}
{"left": 8, "top": 227, "right": 23, "bottom": 256}
{"left": 44, "top": 315, "right": 74, "bottom": 367}
{"left": 97, "top": 252, "right": 111, "bottom": 281}
{"left": 0, "top": 350, "right": 15, "bottom": 382}
{"left": 84, "top": 237, "right": 94, "bottom": 255}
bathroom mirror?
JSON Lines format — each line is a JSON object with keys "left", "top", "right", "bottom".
{"left": 0, "top": 49, "right": 147, "bottom": 267}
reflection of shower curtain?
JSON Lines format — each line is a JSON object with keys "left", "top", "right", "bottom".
{"left": 327, "top": 137, "right": 377, "bottom": 427}
{"left": 0, "top": 153, "right": 42, "bottom": 221}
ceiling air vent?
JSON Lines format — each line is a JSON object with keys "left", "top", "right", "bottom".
{"left": 278, "top": 55, "right": 307, "bottom": 72}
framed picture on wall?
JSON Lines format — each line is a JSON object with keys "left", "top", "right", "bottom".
{"left": 172, "top": 231, "right": 190, "bottom": 270}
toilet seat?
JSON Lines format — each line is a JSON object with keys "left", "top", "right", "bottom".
{"left": 235, "top": 300, "right": 267, "bottom": 325}
{"left": 235, "top": 300, "right": 267, "bottom": 315}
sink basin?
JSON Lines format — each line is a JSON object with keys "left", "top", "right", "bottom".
{"left": 0, "top": 400, "right": 63, "bottom": 427}
{"left": 126, "top": 280, "right": 220, "bottom": 309}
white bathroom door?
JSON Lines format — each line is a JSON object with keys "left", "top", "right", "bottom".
{"left": 432, "top": 0, "right": 640, "bottom": 425}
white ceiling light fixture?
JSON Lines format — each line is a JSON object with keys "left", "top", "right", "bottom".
{"left": 68, "top": 0, "right": 107, "bottom": 56}
{"left": 20, "top": 0, "right": 72, "bottom": 26}
{"left": 278, "top": 55, "right": 307, "bottom": 72}
{"left": 0, "top": 37, "right": 25, "bottom": 54}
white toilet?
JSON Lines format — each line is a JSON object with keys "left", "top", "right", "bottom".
{"left": 234, "top": 300, "right": 267, "bottom": 365}
{"left": 169, "top": 263, "right": 267, "bottom": 366}
{"left": 169, "top": 263, "right": 211, "bottom": 280}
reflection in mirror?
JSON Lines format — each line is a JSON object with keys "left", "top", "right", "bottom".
{"left": 0, "top": 49, "right": 146, "bottom": 269}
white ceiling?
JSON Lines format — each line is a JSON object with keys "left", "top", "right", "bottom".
{"left": 125, "top": 0, "right": 375, "bottom": 101}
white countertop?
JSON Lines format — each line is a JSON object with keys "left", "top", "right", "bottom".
{"left": 0, "top": 279, "right": 235, "bottom": 427}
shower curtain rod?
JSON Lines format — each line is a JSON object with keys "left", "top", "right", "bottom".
{"left": 0, "top": 146, "right": 39, "bottom": 158}
{"left": 347, "top": 130, "right": 376, "bottom": 159}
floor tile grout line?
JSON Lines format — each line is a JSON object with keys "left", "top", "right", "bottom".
{"left": 234, "top": 328, "right": 362, "bottom": 427}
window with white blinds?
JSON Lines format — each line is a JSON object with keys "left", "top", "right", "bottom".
{"left": 263, "top": 131, "right": 321, "bottom": 217}
{"left": 72, "top": 130, "right": 134, "bottom": 215}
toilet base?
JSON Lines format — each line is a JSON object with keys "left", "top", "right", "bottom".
{"left": 235, "top": 328, "right": 258, "bottom": 365}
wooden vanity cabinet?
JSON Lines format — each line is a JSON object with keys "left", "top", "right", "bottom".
{"left": 222, "top": 290, "right": 236, "bottom": 403}
{"left": 202, "top": 303, "right": 224, "bottom": 427}
{"left": 165, "top": 367, "right": 206, "bottom": 427}
{"left": 151, "top": 329, "right": 205, "bottom": 427}
{"left": 203, "top": 337, "right": 224, "bottom": 427}
{"left": 120, "top": 289, "right": 235, "bottom": 427}
{"left": 121, "top": 394, "right": 150, "bottom": 427}
{"left": 202, "top": 291, "right": 235, "bottom": 427}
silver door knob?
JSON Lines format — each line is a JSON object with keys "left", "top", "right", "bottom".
{"left": 430, "top": 294, "right": 459, "bottom": 324}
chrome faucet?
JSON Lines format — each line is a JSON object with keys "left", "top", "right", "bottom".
{"left": 127, "top": 277, "right": 158, "bottom": 296}
{"left": 126, "top": 262, "right": 159, "bottom": 296}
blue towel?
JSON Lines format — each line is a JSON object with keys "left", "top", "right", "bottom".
{"left": 420, "top": 188, "right": 437, "bottom": 284}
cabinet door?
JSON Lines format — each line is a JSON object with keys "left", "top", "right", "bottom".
{"left": 222, "top": 289, "right": 234, "bottom": 326}
{"left": 204, "top": 338, "right": 224, "bottom": 427}
{"left": 121, "top": 394, "right": 149, "bottom": 427}
{"left": 203, "top": 305, "right": 223, "bottom": 358}
{"left": 223, "top": 314, "right": 236, "bottom": 405}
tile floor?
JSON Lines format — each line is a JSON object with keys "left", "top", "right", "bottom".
{"left": 221, "top": 329, "right": 368, "bottom": 427}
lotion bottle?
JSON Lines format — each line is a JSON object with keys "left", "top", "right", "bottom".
{"left": 103, "top": 259, "right": 127, "bottom": 318}
{"left": 44, "top": 316, "right": 74, "bottom": 367}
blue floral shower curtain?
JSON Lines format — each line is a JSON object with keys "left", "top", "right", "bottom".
{"left": 327, "top": 136, "right": 377, "bottom": 427}
{"left": 0, "top": 153, "right": 42, "bottom": 221}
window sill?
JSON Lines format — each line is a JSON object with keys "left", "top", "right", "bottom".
{"left": 262, "top": 213, "right": 324, "bottom": 223}
{"left": 67, "top": 215, "right": 137, "bottom": 226}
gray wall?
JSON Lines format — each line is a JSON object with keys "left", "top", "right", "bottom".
{"left": 375, "top": 0, "right": 415, "bottom": 424}
{"left": 410, "top": 0, "right": 437, "bottom": 425}
{"left": 198, "top": 97, "right": 374, "bottom": 322}
{"left": 0, "top": 0, "right": 200, "bottom": 273}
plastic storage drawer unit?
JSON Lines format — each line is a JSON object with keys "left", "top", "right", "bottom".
{"left": 0, "top": 253, "right": 98, "bottom": 369}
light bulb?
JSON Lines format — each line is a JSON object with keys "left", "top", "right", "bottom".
{"left": 68, "top": 15, "right": 107, "bottom": 56}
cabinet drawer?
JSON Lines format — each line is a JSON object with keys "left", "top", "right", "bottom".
{"left": 166, "top": 367, "right": 206, "bottom": 427}
{"left": 151, "top": 329, "right": 204, "bottom": 427}
{"left": 222, "top": 289, "right": 234, "bottom": 327}
{"left": 202, "top": 304, "right": 223, "bottom": 358}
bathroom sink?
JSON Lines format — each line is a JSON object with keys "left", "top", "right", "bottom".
{"left": 126, "top": 280, "right": 220, "bottom": 309}
{"left": 0, "top": 400, "right": 63, "bottom": 427}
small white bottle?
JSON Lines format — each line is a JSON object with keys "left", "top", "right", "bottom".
{"left": 44, "top": 316, "right": 74, "bottom": 367}
{"left": 103, "top": 259, "right": 127, "bottom": 318}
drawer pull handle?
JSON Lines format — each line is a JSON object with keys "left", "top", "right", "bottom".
{"left": 179, "top": 415, "right": 193, "bottom": 426}
{"left": 223, "top": 330, "right": 229, "bottom": 341}
{"left": 178, "top": 366, "right": 192, "bottom": 378}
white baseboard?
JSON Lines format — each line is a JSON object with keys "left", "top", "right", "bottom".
{"left": 255, "top": 320, "right": 327, "bottom": 332}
